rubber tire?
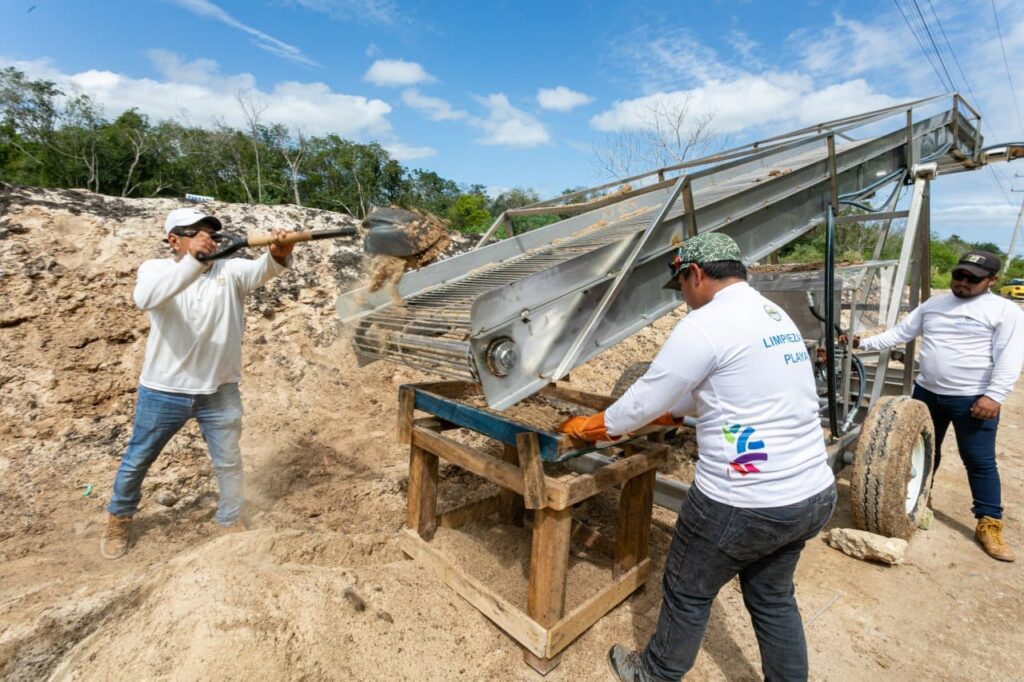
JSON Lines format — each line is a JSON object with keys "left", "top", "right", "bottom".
{"left": 849, "top": 395, "right": 935, "bottom": 540}
{"left": 611, "top": 361, "right": 652, "bottom": 399}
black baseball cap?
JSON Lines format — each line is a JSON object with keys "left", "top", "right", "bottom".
{"left": 954, "top": 250, "right": 1001, "bottom": 278}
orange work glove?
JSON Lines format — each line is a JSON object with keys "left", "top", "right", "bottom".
{"left": 558, "top": 412, "right": 619, "bottom": 442}
{"left": 648, "top": 413, "right": 684, "bottom": 427}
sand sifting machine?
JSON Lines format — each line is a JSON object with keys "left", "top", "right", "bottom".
{"left": 338, "top": 94, "right": 1023, "bottom": 673}
{"left": 338, "top": 94, "right": 1016, "bottom": 406}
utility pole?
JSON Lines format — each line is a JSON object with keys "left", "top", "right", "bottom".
{"left": 1005, "top": 197, "right": 1024, "bottom": 275}
{"left": 1008, "top": 173, "right": 1024, "bottom": 276}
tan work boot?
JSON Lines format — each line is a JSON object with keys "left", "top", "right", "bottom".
{"left": 100, "top": 513, "right": 132, "bottom": 559}
{"left": 975, "top": 517, "right": 1016, "bottom": 562}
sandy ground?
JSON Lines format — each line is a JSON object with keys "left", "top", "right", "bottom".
{"left": 0, "top": 184, "right": 1022, "bottom": 680}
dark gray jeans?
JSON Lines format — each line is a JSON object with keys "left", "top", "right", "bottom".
{"left": 642, "top": 482, "right": 837, "bottom": 681}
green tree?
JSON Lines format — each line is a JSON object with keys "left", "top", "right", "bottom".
{"left": 399, "top": 168, "right": 461, "bottom": 216}
{"left": 448, "top": 193, "right": 492, "bottom": 233}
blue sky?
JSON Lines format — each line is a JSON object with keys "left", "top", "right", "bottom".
{"left": 2, "top": 0, "right": 1023, "bottom": 248}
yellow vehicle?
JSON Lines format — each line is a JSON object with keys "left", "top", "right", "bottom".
{"left": 1000, "top": 278, "right": 1024, "bottom": 299}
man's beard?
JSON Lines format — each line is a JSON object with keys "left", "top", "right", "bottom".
{"left": 952, "top": 286, "right": 984, "bottom": 299}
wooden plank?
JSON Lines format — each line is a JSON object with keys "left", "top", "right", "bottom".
{"left": 540, "top": 383, "right": 615, "bottom": 411}
{"left": 498, "top": 444, "right": 525, "bottom": 526}
{"left": 406, "top": 444, "right": 438, "bottom": 540}
{"left": 412, "top": 426, "right": 525, "bottom": 494}
{"left": 414, "top": 391, "right": 562, "bottom": 460}
{"left": 412, "top": 417, "right": 460, "bottom": 432}
{"left": 399, "top": 528, "right": 548, "bottom": 658}
{"left": 560, "top": 447, "right": 666, "bottom": 508}
{"left": 437, "top": 494, "right": 504, "bottom": 529}
{"left": 516, "top": 432, "right": 547, "bottom": 510}
{"left": 527, "top": 506, "right": 573, "bottom": 628}
{"left": 523, "top": 649, "right": 563, "bottom": 676}
{"left": 397, "top": 385, "right": 415, "bottom": 446}
{"left": 408, "top": 381, "right": 481, "bottom": 399}
{"left": 614, "top": 469, "right": 656, "bottom": 578}
{"left": 413, "top": 426, "right": 572, "bottom": 511}
{"left": 545, "top": 559, "right": 651, "bottom": 657}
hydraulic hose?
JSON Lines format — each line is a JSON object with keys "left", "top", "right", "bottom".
{"left": 806, "top": 290, "right": 844, "bottom": 337}
{"left": 824, "top": 208, "right": 839, "bottom": 438}
{"left": 840, "top": 354, "right": 867, "bottom": 433}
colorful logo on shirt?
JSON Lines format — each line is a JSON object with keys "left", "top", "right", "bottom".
{"left": 763, "top": 304, "right": 782, "bottom": 321}
{"left": 723, "top": 423, "right": 768, "bottom": 476}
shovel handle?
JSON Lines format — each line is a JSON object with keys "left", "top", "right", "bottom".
{"left": 246, "top": 226, "right": 357, "bottom": 247}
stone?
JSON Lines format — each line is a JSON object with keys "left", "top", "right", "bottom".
{"left": 917, "top": 507, "right": 934, "bottom": 530}
{"left": 154, "top": 490, "right": 179, "bottom": 507}
{"left": 826, "top": 528, "right": 907, "bottom": 565}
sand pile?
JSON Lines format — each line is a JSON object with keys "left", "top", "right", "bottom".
{"left": 0, "top": 183, "right": 690, "bottom": 680}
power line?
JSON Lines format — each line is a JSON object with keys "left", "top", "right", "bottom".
{"left": 991, "top": 0, "right": 1024, "bottom": 137}
{"left": 893, "top": 0, "right": 954, "bottom": 92}
{"left": 925, "top": 0, "right": 980, "bottom": 103}
{"left": 895, "top": 0, "right": 1017, "bottom": 209}
{"left": 910, "top": 0, "right": 957, "bottom": 91}
{"left": 906, "top": 0, "right": 1017, "bottom": 209}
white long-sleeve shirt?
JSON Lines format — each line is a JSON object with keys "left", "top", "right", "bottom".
{"left": 859, "top": 292, "right": 1024, "bottom": 403}
{"left": 605, "top": 282, "right": 834, "bottom": 508}
{"left": 134, "top": 252, "right": 288, "bottom": 394}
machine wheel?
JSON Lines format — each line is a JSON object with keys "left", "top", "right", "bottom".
{"left": 610, "top": 361, "right": 651, "bottom": 399}
{"left": 850, "top": 396, "right": 935, "bottom": 540}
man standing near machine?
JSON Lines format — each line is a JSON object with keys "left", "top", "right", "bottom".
{"left": 100, "top": 207, "right": 294, "bottom": 559}
{"left": 560, "top": 232, "right": 836, "bottom": 682}
{"left": 850, "top": 250, "right": 1024, "bottom": 562}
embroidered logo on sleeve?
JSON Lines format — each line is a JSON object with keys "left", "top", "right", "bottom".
{"left": 723, "top": 423, "right": 768, "bottom": 476}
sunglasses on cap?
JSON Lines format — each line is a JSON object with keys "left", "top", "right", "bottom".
{"left": 950, "top": 269, "right": 987, "bottom": 284}
{"left": 668, "top": 254, "right": 696, "bottom": 279}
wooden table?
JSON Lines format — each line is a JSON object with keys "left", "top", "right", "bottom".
{"left": 397, "top": 381, "right": 667, "bottom": 674}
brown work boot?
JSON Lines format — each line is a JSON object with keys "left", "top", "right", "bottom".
{"left": 975, "top": 517, "right": 1016, "bottom": 562}
{"left": 100, "top": 513, "right": 132, "bottom": 559}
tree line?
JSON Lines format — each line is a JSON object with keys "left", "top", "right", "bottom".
{"left": 0, "top": 66, "right": 561, "bottom": 234}
{"left": 1, "top": 66, "right": 1019, "bottom": 282}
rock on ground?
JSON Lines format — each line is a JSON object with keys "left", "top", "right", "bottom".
{"left": 827, "top": 527, "right": 908, "bottom": 565}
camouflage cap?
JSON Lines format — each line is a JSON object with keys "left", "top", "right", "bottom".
{"left": 664, "top": 232, "right": 744, "bottom": 289}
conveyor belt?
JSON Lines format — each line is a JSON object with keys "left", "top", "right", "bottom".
{"left": 338, "top": 96, "right": 986, "bottom": 408}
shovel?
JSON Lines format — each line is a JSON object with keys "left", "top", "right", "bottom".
{"left": 196, "top": 227, "right": 358, "bottom": 261}
{"left": 196, "top": 211, "right": 443, "bottom": 261}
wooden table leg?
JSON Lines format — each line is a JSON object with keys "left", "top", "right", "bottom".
{"left": 516, "top": 432, "right": 547, "bottom": 510}
{"left": 498, "top": 443, "right": 525, "bottom": 526}
{"left": 407, "top": 444, "right": 439, "bottom": 540}
{"left": 525, "top": 505, "right": 572, "bottom": 673}
{"left": 614, "top": 469, "right": 656, "bottom": 579}
{"left": 397, "top": 385, "right": 415, "bottom": 445}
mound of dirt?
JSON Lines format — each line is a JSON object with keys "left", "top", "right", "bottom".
{"left": 0, "top": 182, "right": 682, "bottom": 679}
{"left": 7, "top": 183, "right": 1017, "bottom": 679}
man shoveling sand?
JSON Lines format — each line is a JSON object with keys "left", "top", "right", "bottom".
{"left": 101, "top": 207, "right": 296, "bottom": 559}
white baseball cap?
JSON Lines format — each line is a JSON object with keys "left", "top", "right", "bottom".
{"left": 164, "top": 207, "right": 223, "bottom": 235}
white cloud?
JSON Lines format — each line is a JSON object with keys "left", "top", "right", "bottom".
{"left": 725, "top": 29, "right": 759, "bottom": 65}
{"left": 2, "top": 53, "right": 392, "bottom": 139}
{"left": 401, "top": 88, "right": 467, "bottom": 121}
{"left": 796, "top": 15, "right": 904, "bottom": 79}
{"left": 285, "top": 0, "right": 400, "bottom": 24}
{"left": 472, "top": 93, "right": 550, "bottom": 147}
{"left": 171, "top": 0, "right": 317, "bottom": 66}
{"left": 364, "top": 59, "right": 435, "bottom": 87}
{"left": 385, "top": 142, "right": 436, "bottom": 160}
{"left": 536, "top": 86, "right": 594, "bottom": 112}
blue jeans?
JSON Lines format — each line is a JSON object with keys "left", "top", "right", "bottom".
{"left": 108, "top": 383, "right": 245, "bottom": 526}
{"left": 642, "top": 483, "right": 837, "bottom": 681}
{"left": 912, "top": 384, "right": 1002, "bottom": 519}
